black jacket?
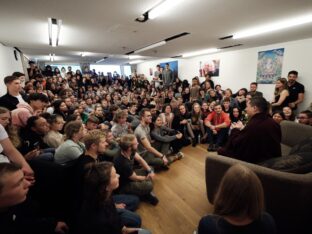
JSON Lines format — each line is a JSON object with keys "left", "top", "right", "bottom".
{"left": 0, "top": 92, "right": 28, "bottom": 111}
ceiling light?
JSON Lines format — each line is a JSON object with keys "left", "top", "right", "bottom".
{"left": 49, "top": 53, "right": 55, "bottom": 62}
{"left": 129, "top": 55, "right": 143, "bottom": 60}
{"left": 96, "top": 57, "right": 108, "bottom": 63}
{"left": 81, "top": 52, "right": 86, "bottom": 57}
{"left": 48, "top": 18, "right": 62, "bottom": 47}
{"left": 129, "top": 60, "right": 144, "bottom": 65}
{"left": 233, "top": 14, "right": 312, "bottom": 39}
{"left": 149, "top": 0, "right": 183, "bottom": 20}
{"left": 134, "top": 41, "right": 166, "bottom": 54}
{"left": 182, "top": 48, "right": 219, "bottom": 58}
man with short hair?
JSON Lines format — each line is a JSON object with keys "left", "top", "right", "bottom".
{"left": 287, "top": 70, "right": 305, "bottom": 110}
{"left": 27, "top": 61, "right": 40, "bottom": 80}
{"left": 297, "top": 110, "right": 312, "bottom": 126}
{"left": 153, "top": 64, "right": 162, "bottom": 89}
{"left": 74, "top": 130, "right": 141, "bottom": 228}
{"left": 205, "top": 104, "right": 231, "bottom": 151}
{"left": 0, "top": 75, "right": 28, "bottom": 110}
{"left": 114, "top": 134, "right": 158, "bottom": 205}
{"left": 19, "top": 116, "right": 53, "bottom": 161}
{"left": 134, "top": 108, "right": 168, "bottom": 168}
{"left": 12, "top": 72, "right": 26, "bottom": 88}
{"left": 11, "top": 93, "right": 49, "bottom": 128}
{"left": 248, "top": 82, "right": 263, "bottom": 97}
{"left": 162, "top": 63, "right": 174, "bottom": 88}
{"left": 218, "top": 96, "right": 281, "bottom": 163}
{"left": 0, "top": 163, "right": 68, "bottom": 234}
{"left": 85, "top": 115, "right": 99, "bottom": 131}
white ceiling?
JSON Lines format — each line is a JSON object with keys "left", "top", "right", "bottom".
{"left": 1, "top": 0, "right": 312, "bottom": 65}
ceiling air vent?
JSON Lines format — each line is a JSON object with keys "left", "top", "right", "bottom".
{"left": 219, "top": 35, "right": 233, "bottom": 40}
{"left": 165, "top": 32, "right": 190, "bottom": 42}
{"left": 219, "top": 44, "right": 243, "bottom": 49}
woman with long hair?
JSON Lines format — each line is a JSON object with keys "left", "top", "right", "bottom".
{"left": 282, "top": 106, "right": 295, "bottom": 121}
{"left": 272, "top": 111, "right": 286, "bottom": 124}
{"left": 159, "top": 104, "right": 174, "bottom": 129}
{"left": 271, "top": 78, "right": 289, "bottom": 112}
{"left": 43, "top": 114, "right": 65, "bottom": 148}
{"left": 198, "top": 164, "right": 276, "bottom": 234}
{"left": 78, "top": 162, "right": 151, "bottom": 234}
{"left": 53, "top": 99, "right": 69, "bottom": 121}
{"left": 54, "top": 120, "right": 85, "bottom": 165}
{"left": 190, "top": 102, "right": 206, "bottom": 143}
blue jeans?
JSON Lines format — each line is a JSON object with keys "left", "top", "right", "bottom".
{"left": 207, "top": 128, "right": 229, "bottom": 147}
{"left": 33, "top": 148, "right": 55, "bottom": 161}
{"left": 113, "top": 194, "right": 140, "bottom": 211}
{"left": 113, "top": 194, "right": 141, "bottom": 228}
{"left": 117, "top": 208, "right": 142, "bottom": 227}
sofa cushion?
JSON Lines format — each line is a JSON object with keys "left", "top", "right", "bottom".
{"left": 259, "top": 152, "right": 312, "bottom": 174}
{"left": 289, "top": 137, "right": 312, "bottom": 155}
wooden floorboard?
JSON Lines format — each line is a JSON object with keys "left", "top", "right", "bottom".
{"left": 137, "top": 144, "right": 214, "bottom": 234}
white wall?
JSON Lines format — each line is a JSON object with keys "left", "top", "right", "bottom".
{"left": 137, "top": 38, "right": 312, "bottom": 112}
{"left": 0, "top": 43, "right": 24, "bottom": 96}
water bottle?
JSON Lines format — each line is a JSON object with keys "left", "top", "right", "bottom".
{"left": 198, "top": 135, "right": 201, "bottom": 144}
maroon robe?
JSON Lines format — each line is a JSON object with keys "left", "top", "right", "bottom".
{"left": 218, "top": 113, "right": 281, "bottom": 163}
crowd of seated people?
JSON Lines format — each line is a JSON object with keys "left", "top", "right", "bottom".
{"left": 0, "top": 61, "right": 309, "bottom": 233}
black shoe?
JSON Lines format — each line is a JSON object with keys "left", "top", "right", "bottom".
{"left": 146, "top": 192, "right": 159, "bottom": 206}
{"left": 213, "top": 145, "right": 219, "bottom": 151}
{"left": 192, "top": 138, "right": 197, "bottom": 147}
{"left": 207, "top": 144, "right": 215, "bottom": 152}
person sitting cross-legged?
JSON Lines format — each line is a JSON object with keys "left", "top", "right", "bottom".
{"left": 205, "top": 104, "right": 231, "bottom": 152}
{"left": 134, "top": 108, "right": 169, "bottom": 169}
{"left": 114, "top": 134, "right": 159, "bottom": 206}
{"left": 73, "top": 130, "right": 141, "bottom": 229}
{"left": 151, "top": 116, "right": 184, "bottom": 163}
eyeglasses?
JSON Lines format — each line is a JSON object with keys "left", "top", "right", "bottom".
{"left": 297, "top": 116, "right": 308, "bottom": 119}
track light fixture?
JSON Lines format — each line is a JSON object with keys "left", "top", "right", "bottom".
{"left": 48, "top": 18, "right": 62, "bottom": 47}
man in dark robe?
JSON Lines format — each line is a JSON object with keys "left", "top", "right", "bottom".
{"left": 218, "top": 96, "right": 281, "bottom": 163}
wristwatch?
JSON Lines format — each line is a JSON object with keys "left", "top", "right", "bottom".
{"left": 147, "top": 169, "right": 154, "bottom": 174}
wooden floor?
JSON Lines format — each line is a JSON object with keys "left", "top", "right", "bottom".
{"left": 137, "top": 144, "right": 214, "bottom": 234}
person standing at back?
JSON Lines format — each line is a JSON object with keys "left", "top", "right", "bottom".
{"left": 162, "top": 63, "right": 174, "bottom": 89}
{"left": 197, "top": 164, "right": 276, "bottom": 234}
{"left": 287, "top": 70, "right": 305, "bottom": 111}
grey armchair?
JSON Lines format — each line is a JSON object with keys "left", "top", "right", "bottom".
{"left": 205, "top": 121, "right": 312, "bottom": 233}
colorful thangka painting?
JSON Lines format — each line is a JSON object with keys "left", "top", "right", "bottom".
{"left": 257, "top": 48, "right": 284, "bottom": 84}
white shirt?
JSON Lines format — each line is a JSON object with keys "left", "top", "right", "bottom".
{"left": 15, "top": 94, "right": 26, "bottom": 105}
{"left": 0, "top": 124, "right": 10, "bottom": 163}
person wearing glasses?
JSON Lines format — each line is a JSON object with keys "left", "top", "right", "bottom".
{"left": 297, "top": 110, "right": 312, "bottom": 126}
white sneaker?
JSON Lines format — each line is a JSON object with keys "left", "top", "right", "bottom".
{"left": 176, "top": 152, "right": 184, "bottom": 160}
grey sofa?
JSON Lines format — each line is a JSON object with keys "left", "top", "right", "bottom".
{"left": 205, "top": 121, "right": 312, "bottom": 234}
